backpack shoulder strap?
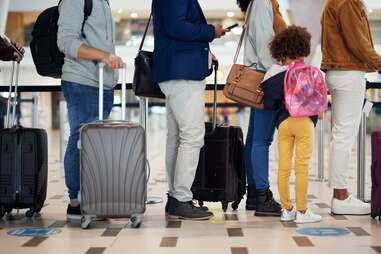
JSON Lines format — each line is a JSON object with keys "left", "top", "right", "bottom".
{"left": 82, "top": 0, "right": 93, "bottom": 38}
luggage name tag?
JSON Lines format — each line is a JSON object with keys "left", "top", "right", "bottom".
{"left": 363, "top": 99, "right": 373, "bottom": 117}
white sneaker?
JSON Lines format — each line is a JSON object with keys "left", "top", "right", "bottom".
{"left": 295, "top": 209, "right": 322, "bottom": 224}
{"left": 331, "top": 195, "right": 371, "bottom": 215}
{"left": 281, "top": 207, "right": 296, "bottom": 222}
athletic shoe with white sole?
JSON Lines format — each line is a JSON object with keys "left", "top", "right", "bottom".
{"left": 281, "top": 207, "right": 296, "bottom": 222}
{"left": 331, "top": 195, "right": 371, "bottom": 215}
{"left": 295, "top": 209, "right": 322, "bottom": 224}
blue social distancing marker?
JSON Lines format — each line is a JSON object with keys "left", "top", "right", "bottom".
{"left": 8, "top": 228, "right": 61, "bottom": 237}
{"left": 296, "top": 227, "right": 351, "bottom": 237}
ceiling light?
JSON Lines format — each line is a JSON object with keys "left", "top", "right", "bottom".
{"left": 227, "top": 11, "right": 235, "bottom": 17}
{"left": 369, "top": 8, "right": 373, "bottom": 13}
{"left": 117, "top": 9, "right": 123, "bottom": 14}
{"left": 131, "top": 13, "right": 138, "bottom": 18}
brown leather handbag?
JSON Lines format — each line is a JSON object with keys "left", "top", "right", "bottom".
{"left": 223, "top": 0, "right": 265, "bottom": 110}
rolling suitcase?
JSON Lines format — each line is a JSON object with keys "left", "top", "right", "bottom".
{"left": 79, "top": 63, "right": 146, "bottom": 229}
{"left": 191, "top": 62, "right": 246, "bottom": 212}
{"left": 371, "top": 131, "right": 381, "bottom": 221}
{"left": 0, "top": 62, "right": 48, "bottom": 218}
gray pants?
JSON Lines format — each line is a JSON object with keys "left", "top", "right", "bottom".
{"left": 159, "top": 80, "right": 206, "bottom": 202}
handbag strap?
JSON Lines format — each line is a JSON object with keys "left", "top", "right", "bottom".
{"left": 138, "top": 13, "right": 152, "bottom": 51}
{"left": 233, "top": 0, "right": 255, "bottom": 64}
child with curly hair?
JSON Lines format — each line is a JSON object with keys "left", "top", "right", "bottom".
{"left": 260, "top": 25, "right": 323, "bottom": 223}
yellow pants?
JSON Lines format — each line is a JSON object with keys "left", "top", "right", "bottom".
{"left": 278, "top": 117, "right": 314, "bottom": 212}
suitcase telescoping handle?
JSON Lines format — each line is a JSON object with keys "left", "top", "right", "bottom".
{"left": 98, "top": 62, "right": 127, "bottom": 121}
{"left": 211, "top": 60, "right": 218, "bottom": 133}
{"left": 6, "top": 61, "right": 20, "bottom": 128}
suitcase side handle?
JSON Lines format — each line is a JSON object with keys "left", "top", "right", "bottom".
{"left": 98, "top": 62, "right": 127, "bottom": 121}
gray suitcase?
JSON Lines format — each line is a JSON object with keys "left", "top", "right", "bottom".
{"left": 79, "top": 63, "right": 146, "bottom": 229}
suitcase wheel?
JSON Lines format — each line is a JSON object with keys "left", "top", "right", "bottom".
{"left": 25, "top": 210, "right": 34, "bottom": 218}
{"left": 198, "top": 201, "right": 204, "bottom": 207}
{"left": 379, "top": 208, "right": 381, "bottom": 222}
{"left": 232, "top": 201, "right": 240, "bottom": 211}
{"left": 5, "top": 207, "right": 12, "bottom": 214}
{"left": 221, "top": 201, "right": 228, "bottom": 213}
{"left": 81, "top": 216, "right": 92, "bottom": 229}
{"left": 131, "top": 214, "right": 143, "bottom": 228}
{"left": 0, "top": 206, "right": 5, "bottom": 219}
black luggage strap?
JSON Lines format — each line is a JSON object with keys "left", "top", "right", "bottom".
{"left": 58, "top": 0, "right": 93, "bottom": 39}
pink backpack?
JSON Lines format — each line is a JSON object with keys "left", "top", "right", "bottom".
{"left": 284, "top": 60, "right": 328, "bottom": 117}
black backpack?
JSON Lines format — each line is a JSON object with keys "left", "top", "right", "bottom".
{"left": 30, "top": 0, "right": 93, "bottom": 79}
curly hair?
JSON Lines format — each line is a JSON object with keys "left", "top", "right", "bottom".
{"left": 236, "top": 0, "right": 251, "bottom": 12}
{"left": 269, "top": 25, "right": 312, "bottom": 62}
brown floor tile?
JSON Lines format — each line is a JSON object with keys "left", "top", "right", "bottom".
{"left": 372, "top": 246, "right": 381, "bottom": 254}
{"left": 330, "top": 214, "right": 348, "bottom": 220}
{"left": 347, "top": 227, "right": 371, "bottom": 236}
{"left": 49, "top": 220, "right": 66, "bottom": 228}
{"left": 85, "top": 247, "right": 106, "bottom": 254}
{"left": 22, "top": 237, "right": 48, "bottom": 247}
{"left": 227, "top": 228, "right": 244, "bottom": 237}
{"left": 49, "top": 195, "right": 64, "bottom": 199}
{"left": 101, "top": 228, "right": 122, "bottom": 237}
{"left": 166, "top": 221, "right": 182, "bottom": 228}
{"left": 292, "top": 236, "right": 314, "bottom": 247}
{"left": 225, "top": 214, "right": 239, "bottom": 221}
{"left": 231, "top": 247, "right": 249, "bottom": 254}
{"left": 315, "top": 203, "right": 330, "bottom": 208}
{"left": 160, "top": 237, "right": 178, "bottom": 247}
{"left": 281, "top": 222, "right": 297, "bottom": 228}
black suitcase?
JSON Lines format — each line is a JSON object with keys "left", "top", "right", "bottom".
{"left": 0, "top": 62, "right": 48, "bottom": 218}
{"left": 371, "top": 131, "right": 381, "bottom": 221}
{"left": 191, "top": 62, "right": 246, "bottom": 212}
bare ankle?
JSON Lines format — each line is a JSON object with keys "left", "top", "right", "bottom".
{"left": 333, "top": 189, "right": 349, "bottom": 200}
{"left": 70, "top": 201, "right": 80, "bottom": 207}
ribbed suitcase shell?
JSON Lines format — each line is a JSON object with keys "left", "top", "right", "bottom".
{"left": 80, "top": 123, "right": 146, "bottom": 218}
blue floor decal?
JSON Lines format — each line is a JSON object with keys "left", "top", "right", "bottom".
{"left": 296, "top": 227, "right": 351, "bottom": 237}
{"left": 7, "top": 228, "right": 61, "bottom": 237}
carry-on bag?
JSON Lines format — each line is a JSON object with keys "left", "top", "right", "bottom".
{"left": 133, "top": 13, "right": 165, "bottom": 99}
{"left": 223, "top": 1, "right": 265, "bottom": 109}
{"left": 371, "top": 131, "right": 381, "bottom": 221}
{"left": 79, "top": 63, "right": 147, "bottom": 229}
{"left": 191, "top": 62, "right": 246, "bottom": 212}
{"left": 0, "top": 61, "right": 48, "bottom": 218}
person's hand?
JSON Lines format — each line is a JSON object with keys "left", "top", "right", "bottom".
{"left": 13, "top": 42, "right": 24, "bottom": 62}
{"left": 211, "top": 53, "right": 218, "bottom": 62}
{"left": 213, "top": 24, "right": 229, "bottom": 39}
{"left": 102, "top": 53, "right": 124, "bottom": 69}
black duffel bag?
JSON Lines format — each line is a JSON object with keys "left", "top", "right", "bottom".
{"left": 133, "top": 14, "right": 165, "bottom": 99}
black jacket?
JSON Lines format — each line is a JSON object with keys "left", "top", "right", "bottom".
{"left": 260, "top": 71, "right": 318, "bottom": 129}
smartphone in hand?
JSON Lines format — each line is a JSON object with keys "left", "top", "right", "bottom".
{"left": 225, "top": 23, "right": 239, "bottom": 30}
{"left": 0, "top": 34, "right": 24, "bottom": 58}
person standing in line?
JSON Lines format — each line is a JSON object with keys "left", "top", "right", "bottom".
{"left": 57, "top": 0, "right": 123, "bottom": 220}
{"left": 236, "top": 0, "right": 286, "bottom": 216}
{"left": 152, "top": 0, "right": 229, "bottom": 220}
{"left": 321, "top": 0, "right": 381, "bottom": 215}
{"left": 261, "top": 25, "right": 323, "bottom": 224}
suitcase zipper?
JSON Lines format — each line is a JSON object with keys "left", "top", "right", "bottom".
{"left": 14, "top": 132, "right": 22, "bottom": 204}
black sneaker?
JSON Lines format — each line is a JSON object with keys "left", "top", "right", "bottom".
{"left": 67, "top": 204, "right": 82, "bottom": 220}
{"left": 165, "top": 194, "right": 208, "bottom": 215}
{"left": 254, "top": 189, "right": 281, "bottom": 217}
{"left": 246, "top": 185, "right": 256, "bottom": 210}
{"left": 168, "top": 198, "right": 213, "bottom": 220}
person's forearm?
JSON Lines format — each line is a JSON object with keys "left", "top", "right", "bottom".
{"left": 77, "top": 44, "right": 109, "bottom": 61}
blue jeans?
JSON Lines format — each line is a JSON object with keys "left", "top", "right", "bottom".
{"left": 61, "top": 81, "right": 114, "bottom": 202}
{"left": 244, "top": 108, "right": 276, "bottom": 190}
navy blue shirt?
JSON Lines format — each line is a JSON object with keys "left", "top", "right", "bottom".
{"left": 259, "top": 71, "right": 318, "bottom": 129}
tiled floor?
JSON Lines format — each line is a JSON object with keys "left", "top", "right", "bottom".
{"left": 0, "top": 121, "right": 380, "bottom": 254}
